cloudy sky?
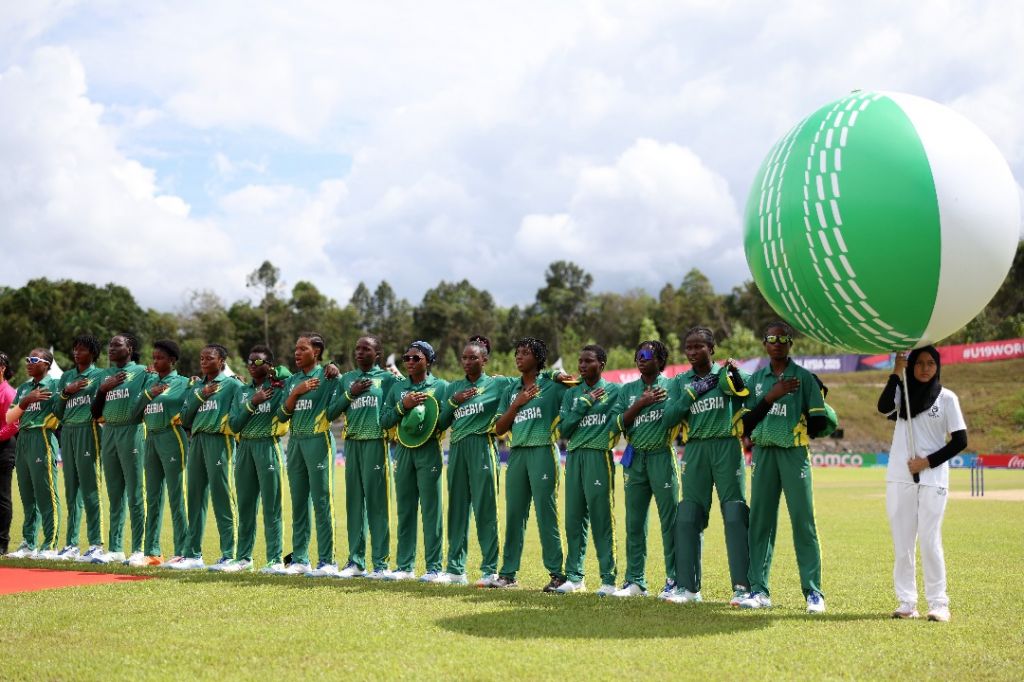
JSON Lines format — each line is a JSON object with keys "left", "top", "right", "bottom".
{"left": 2, "top": 1, "right": 1022, "bottom": 311}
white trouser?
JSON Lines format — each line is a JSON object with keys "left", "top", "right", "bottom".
{"left": 886, "top": 482, "right": 949, "bottom": 608}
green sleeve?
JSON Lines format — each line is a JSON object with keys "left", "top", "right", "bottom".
{"left": 437, "top": 381, "right": 457, "bottom": 431}
{"left": 228, "top": 387, "right": 254, "bottom": 434}
{"left": 274, "top": 375, "right": 296, "bottom": 424}
{"left": 558, "top": 387, "right": 585, "bottom": 441}
{"left": 661, "top": 378, "right": 686, "bottom": 428}
{"left": 325, "top": 376, "right": 351, "bottom": 422}
{"left": 179, "top": 382, "right": 205, "bottom": 429}
{"left": 379, "top": 381, "right": 403, "bottom": 430}
{"left": 802, "top": 369, "right": 827, "bottom": 415}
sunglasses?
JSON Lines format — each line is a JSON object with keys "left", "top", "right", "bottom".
{"left": 25, "top": 356, "right": 50, "bottom": 365}
{"left": 247, "top": 358, "right": 268, "bottom": 367}
{"left": 402, "top": 354, "right": 424, "bottom": 363}
{"left": 763, "top": 335, "right": 793, "bottom": 345}
{"left": 636, "top": 349, "right": 655, "bottom": 362}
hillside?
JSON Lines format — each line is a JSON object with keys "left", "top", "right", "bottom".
{"left": 819, "top": 358, "right": 1024, "bottom": 454}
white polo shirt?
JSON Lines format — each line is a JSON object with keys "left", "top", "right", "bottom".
{"left": 885, "top": 387, "right": 966, "bottom": 489}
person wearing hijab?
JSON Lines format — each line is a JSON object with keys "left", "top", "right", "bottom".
{"left": 878, "top": 346, "right": 967, "bottom": 623}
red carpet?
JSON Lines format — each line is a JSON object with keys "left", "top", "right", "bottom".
{"left": 0, "top": 567, "right": 152, "bottom": 594}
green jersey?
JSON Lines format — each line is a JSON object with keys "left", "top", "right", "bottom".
{"left": 13, "top": 377, "right": 61, "bottom": 430}
{"left": 56, "top": 364, "right": 103, "bottom": 426}
{"left": 228, "top": 377, "right": 289, "bottom": 439}
{"left": 328, "top": 367, "right": 398, "bottom": 440}
{"left": 675, "top": 364, "right": 751, "bottom": 442}
{"left": 275, "top": 365, "right": 339, "bottom": 437}
{"left": 137, "top": 372, "right": 192, "bottom": 433}
{"left": 559, "top": 378, "right": 622, "bottom": 451}
{"left": 497, "top": 374, "right": 569, "bottom": 449}
{"left": 438, "top": 374, "right": 520, "bottom": 445}
{"left": 616, "top": 374, "right": 684, "bottom": 451}
{"left": 380, "top": 374, "right": 449, "bottom": 442}
{"left": 181, "top": 372, "right": 245, "bottom": 435}
{"left": 742, "top": 360, "right": 827, "bottom": 448}
{"left": 100, "top": 362, "right": 155, "bottom": 426}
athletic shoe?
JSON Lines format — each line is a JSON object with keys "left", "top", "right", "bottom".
{"left": 167, "top": 557, "right": 205, "bottom": 570}
{"left": 488, "top": 576, "right": 518, "bottom": 589}
{"left": 806, "top": 591, "right": 826, "bottom": 614}
{"left": 260, "top": 562, "right": 287, "bottom": 575}
{"left": 419, "top": 571, "right": 443, "bottom": 583}
{"left": 739, "top": 592, "right": 771, "bottom": 609}
{"left": 475, "top": 573, "right": 499, "bottom": 588}
{"left": 730, "top": 588, "right": 751, "bottom": 607}
{"left": 385, "top": 570, "right": 417, "bottom": 581}
{"left": 221, "top": 559, "right": 248, "bottom": 573}
{"left": 6, "top": 542, "right": 34, "bottom": 559}
{"left": 433, "top": 572, "right": 468, "bottom": 585}
{"left": 285, "top": 562, "right": 312, "bottom": 576}
{"left": 125, "top": 552, "right": 148, "bottom": 567}
{"left": 554, "top": 580, "right": 586, "bottom": 594}
{"left": 160, "top": 556, "right": 186, "bottom": 568}
{"left": 35, "top": 549, "right": 61, "bottom": 560}
{"left": 143, "top": 556, "right": 163, "bottom": 567}
{"left": 657, "top": 579, "right": 677, "bottom": 601}
{"left": 665, "top": 589, "right": 703, "bottom": 604}
{"left": 91, "top": 551, "right": 126, "bottom": 565}
{"left": 365, "top": 567, "right": 393, "bottom": 580}
{"left": 7, "top": 542, "right": 34, "bottom": 558}
{"left": 891, "top": 602, "right": 920, "bottom": 619}
{"left": 595, "top": 584, "right": 617, "bottom": 597}
{"left": 307, "top": 562, "right": 341, "bottom": 578}
{"left": 208, "top": 556, "right": 237, "bottom": 572}
{"left": 78, "top": 545, "right": 104, "bottom": 563}
{"left": 57, "top": 545, "right": 81, "bottom": 561}
{"left": 338, "top": 562, "right": 366, "bottom": 579}
{"left": 926, "top": 606, "right": 951, "bottom": 622}
{"left": 612, "top": 582, "right": 648, "bottom": 598}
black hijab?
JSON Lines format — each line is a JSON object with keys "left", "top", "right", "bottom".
{"left": 896, "top": 345, "right": 942, "bottom": 420}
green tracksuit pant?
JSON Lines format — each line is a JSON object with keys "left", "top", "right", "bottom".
{"left": 623, "top": 446, "right": 679, "bottom": 590}
{"left": 564, "top": 447, "right": 617, "bottom": 586}
{"left": 343, "top": 438, "right": 392, "bottom": 571}
{"left": 499, "top": 445, "right": 564, "bottom": 580}
{"left": 748, "top": 445, "right": 822, "bottom": 598}
{"left": 144, "top": 426, "right": 188, "bottom": 557}
{"left": 445, "top": 434, "right": 500, "bottom": 577}
{"left": 676, "top": 437, "right": 749, "bottom": 593}
{"left": 184, "top": 432, "right": 237, "bottom": 560}
{"left": 61, "top": 422, "right": 103, "bottom": 548}
{"left": 286, "top": 432, "right": 336, "bottom": 566}
{"left": 394, "top": 441, "right": 443, "bottom": 574}
{"left": 15, "top": 429, "right": 61, "bottom": 551}
{"left": 101, "top": 423, "right": 144, "bottom": 554}
{"left": 235, "top": 436, "right": 284, "bottom": 564}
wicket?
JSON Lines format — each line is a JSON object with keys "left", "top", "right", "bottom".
{"left": 970, "top": 462, "right": 985, "bottom": 497}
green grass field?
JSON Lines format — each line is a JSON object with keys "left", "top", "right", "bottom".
{"left": 2, "top": 465, "right": 1022, "bottom": 680}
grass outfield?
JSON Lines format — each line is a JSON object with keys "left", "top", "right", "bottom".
{"left": 1, "top": 465, "right": 1022, "bottom": 680}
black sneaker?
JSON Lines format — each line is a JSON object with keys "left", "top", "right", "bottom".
{"left": 542, "top": 574, "right": 567, "bottom": 593}
{"left": 489, "top": 575, "right": 519, "bottom": 589}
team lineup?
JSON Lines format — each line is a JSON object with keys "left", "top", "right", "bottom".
{"left": 1, "top": 322, "right": 966, "bottom": 620}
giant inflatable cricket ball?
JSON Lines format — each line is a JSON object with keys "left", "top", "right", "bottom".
{"left": 744, "top": 90, "right": 1020, "bottom": 352}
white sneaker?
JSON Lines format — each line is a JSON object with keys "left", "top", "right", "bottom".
{"left": 125, "top": 552, "right": 148, "bottom": 567}
{"left": 474, "top": 573, "right": 499, "bottom": 588}
{"left": 57, "top": 545, "right": 80, "bottom": 561}
{"left": 35, "top": 549, "right": 61, "bottom": 560}
{"left": 730, "top": 588, "right": 751, "bottom": 607}
{"left": 656, "top": 580, "right": 677, "bottom": 601}
{"left": 285, "top": 562, "right": 312, "bottom": 575}
{"left": 892, "top": 602, "right": 920, "bottom": 619}
{"left": 78, "top": 545, "right": 105, "bottom": 563}
{"left": 806, "top": 591, "right": 825, "bottom": 614}
{"left": 385, "top": 570, "right": 417, "bottom": 581}
{"left": 440, "top": 573, "right": 468, "bottom": 586}
{"left": 612, "top": 582, "right": 648, "bottom": 598}
{"left": 419, "top": 571, "right": 444, "bottom": 583}
{"left": 926, "top": 606, "right": 951, "bottom": 622}
{"left": 739, "top": 592, "right": 771, "bottom": 609}
{"left": 665, "top": 589, "right": 703, "bottom": 604}
{"left": 260, "top": 562, "right": 287, "bottom": 575}
{"left": 160, "top": 556, "right": 187, "bottom": 568}
{"left": 365, "top": 567, "right": 393, "bottom": 580}
{"left": 208, "top": 556, "right": 237, "bottom": 572}
{"left": 91, "top": 551, "right": 126, "bottom": 565}
{"left": 167, "top": 557, "right": 205, "bottom": 570}
{"left": 307, "top": 562, "right": 341, "bottom": 578}
{"left": 338, "top": 562, "right": 366, "bottom": 579}
{"left": 220, "top": 559, "right": 248, "bottom": 573}
{"left": 555, "top": 580, "right": 586, "bottom": 594}
{"left": 5, "top": 542, "right": 33, "bottom": 558}
{"left": 595, "top": 584, "right": 617, "bottom": 597}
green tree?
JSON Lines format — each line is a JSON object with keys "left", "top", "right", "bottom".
{"left": 414, "top": 280, "right": 498, "bottom": 370}
{"left": 534, "top": 260, "right": 593, "bottom": 358}
{"left": 246, "top": 260, "right": 282, "bottom": 345}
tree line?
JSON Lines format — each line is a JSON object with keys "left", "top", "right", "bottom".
{"left": 1, "top": 241, "right": 1020, "bottom": 383}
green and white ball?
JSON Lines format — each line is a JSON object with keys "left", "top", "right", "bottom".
{"left": 744, "top": 90, "right": 1020, "bottom": 352}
